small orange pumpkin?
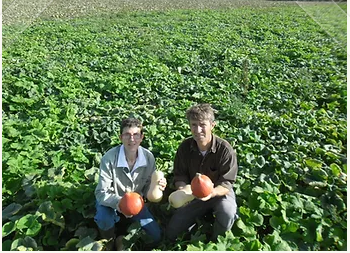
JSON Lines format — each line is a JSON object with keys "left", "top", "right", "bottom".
{"left": 191, "top": 173, "right": 213, "bottom": 198}
{"left": 119, "top": 192, "right": 144, "bottom": 216}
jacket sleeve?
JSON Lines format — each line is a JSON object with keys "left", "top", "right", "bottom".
{"left": 95, "top": 154, "right": 121, "bottom": 209}
{"left": 216, "top": 146, "right": 238, "bottom": 190}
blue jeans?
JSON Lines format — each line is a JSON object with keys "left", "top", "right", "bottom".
{"left": 94, "top": 202, "right": 162, "bottom": 243}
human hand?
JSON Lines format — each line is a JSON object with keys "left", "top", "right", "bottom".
{"left": 198, "top": 193, "right": 213, "bottom": 202}
{"left": 158, "top": 177, "right": 167, "bottom": 191}
{"left": 124, "top": 213, "right": 133, "bottom": 218}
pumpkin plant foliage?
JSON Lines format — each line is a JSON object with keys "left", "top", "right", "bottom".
{"left": 2, "top": 1, "right": 347, "bottom": 251}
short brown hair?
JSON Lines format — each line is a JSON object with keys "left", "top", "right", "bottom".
{"left": 186, "top": 103, "right": 216, "bottom": 122}
{"left": 120, "top": 118, "right": 143, "bottom": 134}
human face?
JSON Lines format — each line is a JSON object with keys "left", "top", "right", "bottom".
{"left": 189, "top": 119, "right": 215, "bottom": 146}
{"left": 119, "top": 126, "right": 144, "bottom": 152}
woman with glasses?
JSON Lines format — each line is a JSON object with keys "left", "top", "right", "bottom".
{"left": 94, "top": 117, "right": 167, "bottom": 250}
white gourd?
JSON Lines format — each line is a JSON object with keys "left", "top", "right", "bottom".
{"left": 168, "top": 185, "right": 195, "bottom": 208}
{"left": 147, "top": 170, "right": 164, "bottom": 202}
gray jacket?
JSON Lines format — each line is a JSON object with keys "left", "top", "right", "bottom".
{"left": 95, "top": 145, "right": 156, "bottom": 209}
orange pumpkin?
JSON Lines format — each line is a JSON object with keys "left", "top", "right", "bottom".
{"left": 119, "top": 192, "right": 144, "bottom": 216}
{"left": 191, "top": 173, "right": 213, "bottom": 198}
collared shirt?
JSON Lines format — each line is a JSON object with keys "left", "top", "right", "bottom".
{"left": 173, "top": 134, "right": 238, "bottom": 190}
{"left": 117, "top": 145, "right": 147, "bottom": 175}
{"left": 95, "top": 145, "right": 156, "bottom": 209}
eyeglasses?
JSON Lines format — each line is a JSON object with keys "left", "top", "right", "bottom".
{"left": 121, "top": 133, "right": 142, "bottom": 140}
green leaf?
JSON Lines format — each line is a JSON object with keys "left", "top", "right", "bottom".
{"left": 235, "top": 218, "right": 246, "bottom": 230}
{"left": 48, "top": 166, "right": 66, "bottom": 179}
{"left": 5, "top": 126, "right": 21, "bottom": 138}
{"left": 215, "top": 241, "right": 229, "bottom": 251}
{"left": 74, "top": 226, "right": 98, "bottom": 240}
{"left": 90, "top": 240, "right": 105, "bottom": 251}
{"left": 2, "top": 221, "right": 16, "bottom": 237}
{"left": 275, "top": 240, "right": 292, "bottom": 251}
{"left": 31, "top": 128, "right": 49, "bottom": 141}
{"left": 328, "top": 227, "right": 344, "bottom": 242}
{"left": 238, "top": 206, "right": 250, "bottom": 217}
{"left": 264, "top": 231, "right": 279, "bottom": 246}
{"left": 37, "top": 201, "right": 65, "bottom": 229}
{"left": 311, "top": 168, "right": 328, "bottom": 180}
{"left": 316, "top": 224, "right": 323, "bottom": 242}
{"left": 124, "top": 221, "right": 142, "bottom": 240}
{"left": 264, "top": 230, "right": 292, "bottom": 251}
{"left": 2, "top": 203, "right": 22, "bottom": 222}
{"left": 76, "top": 236, "right": 97, "bottom": 251}
{"left": 252, "top": 186, "right": 264, "bottom": 193}
{"left": 303, "top": 177, "right": 328, "bottom": 188}
{"left": 245, "top": 239, "right": 262, "bottom": 250}
{"left": 42, "top": 230, "right": 59, "bottom": 246}
{"left": 262, "top": 181, "right": 280, "bottom": 194}
{"left": 2, "top": 240, "right": 12, "bottom": 251}
{"left": 250, "top": 212, "right": 264, "bottom": 226}
{"left": 330, "top": 163, "right": 341, "bottom": 177}
{"left": 305, "top": 158, "right": 323, "bottom": 169}
{"left": 303, "top": 199, "right": 317, "bottom": 212}
{"left": 325, "top": 151, "right": 340, "bottom": 160}
{"left": 187, "top": 244, "right": 203, "bottom": 251}
{"left": 11, "top": 237, "right": 40, "bottom": 251}
{"left": 84, "top": 166, "right": 99, "bottom": 182}
{"left": 47, "top": 72, "right": 54, "bottom": 79}
{"left": 286, "top": 194, "right": 304, "bottom": 210}
{"left": 285, "top": 221, "right": 299, "bottom": 233}
{"left": 256, "top": 155, "right": 266, "bottom": 168}
{"left": 269, "top": 216, "right": 284, "bottom": 230}
{"left": 61, "top": 198, "right": 73, "bottom": 210}
{"left": 61, "top": 238, "right": 80, "bottom": 251}
{"left": 228, "top": 238, "right": 243, "bottom": 250}
{"left": 216, "top": 231, "right": 243, "bottom": 250}
{"left": 70, "top": 145, "right": 90, "bottom": 164}
{"left": 315, "top": 147, "right": 325, "bottom": 155}
{"left": 16, "top": 214, "right": 42, "bottom": 237}
{"left": 22, "top": 174, "right": 37, "bottom": 198}
{"left": 235, "top": 219, "right": 256, "bottom": 236}
{"left": 246, "top": 153, "right": 255, "bottom": 164}
{"left": 10, "top": 142, "right": 22, "bottom": 149}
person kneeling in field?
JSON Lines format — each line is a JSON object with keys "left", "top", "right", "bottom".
{"left": 166, "top": 103, "right": 239, "bottom": 242}
{"left": 94, "top": 117, "right": 167, "bottom": 250}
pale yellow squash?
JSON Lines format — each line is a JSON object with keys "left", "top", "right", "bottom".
{"left": 146, "top": 170, "right": 164, "bottom": 202}
{"left": 168, "top": 184, "right": 195, "bottom": 208}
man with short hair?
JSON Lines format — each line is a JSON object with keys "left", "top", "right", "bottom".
{"left": 166, "top": 103, "right": 238, "bottom": 242}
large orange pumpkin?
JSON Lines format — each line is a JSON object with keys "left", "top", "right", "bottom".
{"left": 191, "top": 173, "right": 213, "bottom": 198}
{"left": 119, "top": 192, "right": 144, "bottom": 216}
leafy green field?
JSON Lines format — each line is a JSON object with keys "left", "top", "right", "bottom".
{"left": 2, "top": 0, "right": 347, "bottom": 251}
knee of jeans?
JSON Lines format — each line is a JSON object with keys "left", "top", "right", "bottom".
{"left": 138, "top": 217, "right": 162, "bottom": 243}
{"left": 216, "top": 212, "right": 237, "bottom": 230}
{"left": 94, "top": 214, "right": 118, "bottom": 231}
{"left": 95, "top": 218, "right": 113, "bottom": 231}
